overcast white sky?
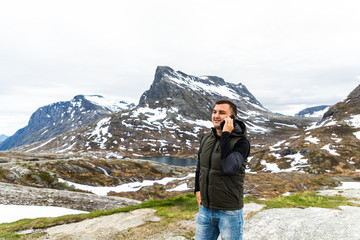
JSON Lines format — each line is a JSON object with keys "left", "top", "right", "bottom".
{"left": 1, "top": 0, "right": 359, "bottom": 136}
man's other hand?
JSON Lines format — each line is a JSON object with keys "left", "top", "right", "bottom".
{"left": 196, "top": 191, "right": 201, "bottom": 207}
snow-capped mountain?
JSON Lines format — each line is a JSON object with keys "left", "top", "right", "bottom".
{"left": 135, "top": 66, "right": 313, "bottom": 141}
{"left": 0, "top": 134, "right": 8, "bottom": 144}
{"left": 14, "top": 66, "right": 313, "bottom": 159}
{"left": 295, "top": 105, "right": 331, "bottom": 118}
{"left": 0, "top": 95, "right": 134, "bottom": 151}
{"left": 249, "top": 84, "right": 360, "bottom": 174}
{"left": 139, "top": 66, "right": 266, "bottom": 116}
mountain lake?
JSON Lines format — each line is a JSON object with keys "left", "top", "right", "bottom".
{"left": 141, "top": 157, "right": 197, "bottom": 167}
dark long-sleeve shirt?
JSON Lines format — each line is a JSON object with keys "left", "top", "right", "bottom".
{"left": 194, "top": 131, "right": 250, "bottom": 193}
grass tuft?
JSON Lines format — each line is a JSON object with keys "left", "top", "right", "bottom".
{"left": 260, "top": 191, "right": 360, "bottom": 209}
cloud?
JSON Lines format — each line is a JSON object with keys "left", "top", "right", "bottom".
{"left": 1, "top": 0, "right": 360, "bottom": 135}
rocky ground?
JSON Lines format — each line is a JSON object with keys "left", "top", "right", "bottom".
{"left": 1, "top": 178, "right": 356, "bottom": 240}
{"left": 244, "top": 205, "right": 360, "bottom": 240}
{"left": 12, "top": 185, "right": 354, "bottom": 240}
{"left": 244, "top": 185, "right": 360, "bottom": 240}
{"left": 27, "top": 203, "right": 265, "bottom": 240}
{"left": 0, "top": 151, "right": 341, "bottom": 205}
{"left": 30, "top": 184, "right": 359, "bottom": 240}
{"left": 1, "top": 152, "right": 359, "bottom": 239}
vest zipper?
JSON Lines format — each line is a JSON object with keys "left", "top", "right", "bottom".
{"left": 206, "top": 137, "right": 218, "bottom": 207}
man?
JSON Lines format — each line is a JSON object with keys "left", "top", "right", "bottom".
{"left": 194, "top": 100, "right": 250, "bottom": 240}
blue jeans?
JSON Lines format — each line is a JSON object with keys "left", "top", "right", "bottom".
{"left": 195, "top": 205, "right": 243, "bottom": 240}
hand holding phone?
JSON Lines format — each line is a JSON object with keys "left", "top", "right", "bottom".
{"left": 220, "top": 115, "right": 235, "bottom": 133}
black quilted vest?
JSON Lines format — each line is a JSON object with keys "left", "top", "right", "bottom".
{"left": 199, "top": 126, "right": 247, "bottom": 210}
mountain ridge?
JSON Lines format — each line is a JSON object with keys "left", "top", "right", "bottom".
{"left": 13, "top": 66, "right": 314, "bottom": 161}
{"left": 2, "top": 67, "right": 359, "bottom": 174}
{"left": 0, "top": 95, "right": 134, "bottom": 151}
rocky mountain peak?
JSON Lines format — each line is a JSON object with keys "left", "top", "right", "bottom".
{"left": 139, "top": 66, "right": 266, "bottom": 120}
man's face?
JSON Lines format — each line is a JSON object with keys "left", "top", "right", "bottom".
{"left": 212, "top": 104, "right": 233, "bottom": 129}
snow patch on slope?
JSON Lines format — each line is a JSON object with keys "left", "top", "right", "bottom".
{"left": 88, "top": 117, "right": 112, "bottom": 149}
{"left": 345, "top": 114, "right": 360, "bottom": 128}
{"left": 132, "top": 107, "right": 169, "bottom": 122}
{"left": 306, "top": 118, "right": 337, "bottom": 130}
{"left": 303, "top": 107, "right": 330, "bottom": 118}
{"left": 25, "top": 137, "right": 57, "bottom": 152}
{"left": 85, "top": 95, "right": 132, "bottom": 112}
{"left": 353, "top": 131, "right": 360, "bottom": 139}
{"left": 166, "top": 73, "right": 240, "bottom": 99}
{"left": 321, "top": 144, "right": 340, "bottom": 156}
{"left": 58, "top": 173, "right": 195, "bottom": 196}
{"left": 304, "top": 136, "right": 320, "bottom": 144}
{"left": 176, "top": 116, "right": 213, "bottom": 128}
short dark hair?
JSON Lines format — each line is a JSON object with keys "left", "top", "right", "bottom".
{"left": 215, "top": 100, "right": 237, "bottom": 116}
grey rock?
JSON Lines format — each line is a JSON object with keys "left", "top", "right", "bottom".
{"left": 276, "top": 148, "right": 297, "bottom": 157}
{"left": 299, "top": 148, "right": 309, "bottom": 155}
{"left": 41, "top": 208, "right": 157, "bottom": 240}
{"left": 244, "top": 206, "right": 360, "bottom": 240}
{"left": 0, "top": 182, "right": 140, "bottom": 211}
{"left": 166, "top": 237, "right": 186, "bottom": 240}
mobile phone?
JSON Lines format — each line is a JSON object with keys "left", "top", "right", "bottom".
{"left": 220, "top": 115, "right": 235, "bottom": 129}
